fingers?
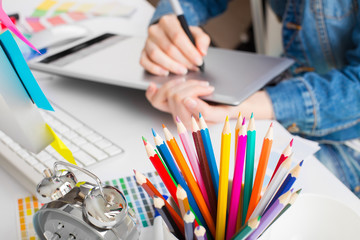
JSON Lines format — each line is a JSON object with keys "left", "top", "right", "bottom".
{"left": 140, "top": 50, "right": 169, "bottom": 76}
{"left": 190, "top": 26, "right": 210, "bottom": 56}
{"left": 184, "top": 97, "right": 233, "bottom": 123}
{"left": 149, "top": 24, "right": 198, "bottom": 72}
{"left": 144, "top": 39, "right": 188, "bottom": 75}
{"left": 159, "top": 15, "right": 204, "bottom": 66}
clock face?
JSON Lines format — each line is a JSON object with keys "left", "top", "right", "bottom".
{"left": 34, "top": 205, "right": 103, "bottom": 240}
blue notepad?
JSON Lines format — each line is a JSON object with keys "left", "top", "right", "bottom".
{"left": 0, "top": 30, "right": 53, "bottom": 111}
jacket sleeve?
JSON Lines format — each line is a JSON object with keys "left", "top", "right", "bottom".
{"left": 265, "top": 19, "right": 360, "bottom": 142}
{"left": 150, "top": 0, "right": 229, "bottom": 26}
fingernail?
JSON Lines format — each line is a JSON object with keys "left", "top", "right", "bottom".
{"left": 147, "top": 84, "right": 155, "bottom": 93}
{"left": 199, "top": 81, "right": 209, "bottom": 86}
{"left": 184, "top": 97, "right": 197, "bottom": 109}
{"left": 195, "top": 57, "right": 204, "bottom": 66}
{"left": 178, "top": 67, "right": 188, "bottom": 75}
{"left": 160, "top": 70, "right": 169, "bottom": 76}
{"left": 200, "top": 47, "right": 207, "bottom": 55}
{"left": 190, "top": 66, "right": 200, "bottom": 72}
{"left": 208, "top": 85, "right": 215, "bottom": 91}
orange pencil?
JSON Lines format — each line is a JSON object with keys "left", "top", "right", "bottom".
{"left": 163, "top": 124, "right": 216, "bottom": 238}
{"left": 134, "top": 170, "right": 184, "bottom": 232}
{"left": 246, "top": 122, "right": 274, "bottom": 221}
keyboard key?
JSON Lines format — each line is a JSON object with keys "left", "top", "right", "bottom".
{"left": 86, "top": 133, "right": 102, "bottom": 143}
{"left": 76, "top": 127, "right": 94, "bottom": 137}
{"left": 17, "top": 149, "right": 30, "bottom": 158}
{"left": 53, "top": 124, "right": 70, "bottom": 134}
{"left": 104, "top": 145, "right": 122, "bottom": 156}
{"left": 33, "top": 163, "right": 46, "bottom": 173}
{"left": 64, "top": 131, "right": 79, "bottom": 140}
{"left": 52, "top": 111, "right": 83, "bottom": 129}
{"left": 72, "top": 136, "right": 87, "bottom": 146}
{"left": 74, "top": 151, "right": 96, "bottom": 166}
{"left": 24, "top": 156, "right": 38, "bottom": 165}
{"left": 81, "top": 143, "right": 108, "bottom": 161}
{"left": 9, "top": 142, "right": 21, "bottom": 152}
{"left": 36, "top": 151, "right": 52, "bottom": 162}
{"left": 95, "top": 139, "right": 112, "bottom": 149}
{"left": 43, "top": 159, "right": 56, "bottom": 168}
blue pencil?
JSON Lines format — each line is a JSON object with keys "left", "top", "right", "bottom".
{"left": 265, "top": 160, "right": 303, "bottom": 212}
{"left": 152, "top": 129, "right": 208, "bottom": 231}
{"left": 198, "top": 113, "right": 219, "bottom": 197}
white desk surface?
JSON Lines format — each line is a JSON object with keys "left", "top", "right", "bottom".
{"left": 1, "top": 1, "right": 360, "bottom": 239}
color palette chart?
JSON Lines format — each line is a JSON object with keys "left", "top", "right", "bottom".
{"left": 25, "top": 0, "right": 137, "bottom": 32}
{"left": 105, "top": 171, "right": 169, "bottom": 228}
{"left": 16, "top": 171, "right": 168, "bottom": 239}
{"left": 17, "top": 196, "right": 43, "bottom": 240}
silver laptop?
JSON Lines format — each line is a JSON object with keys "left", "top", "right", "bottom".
{"left": 29, "top": 33, "right": 294, "bottom": 106}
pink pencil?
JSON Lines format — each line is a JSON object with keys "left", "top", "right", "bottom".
{"left": 226, "top": 117, "right": 247, "bottom": 240}
{"left": 176, "top": 116, "right": 210, "bottom": 209}
{"left": 269, "top": 139, "right": 293, "bottom": 183}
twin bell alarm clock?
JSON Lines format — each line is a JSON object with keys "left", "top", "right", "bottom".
{"left": 34, "top": 161, "right": 140, "bottom": 240}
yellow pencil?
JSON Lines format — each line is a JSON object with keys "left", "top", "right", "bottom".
{"left": 216, "top": 116, "right": 231, "bottom": 240}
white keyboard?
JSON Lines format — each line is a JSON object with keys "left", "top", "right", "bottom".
{"left": 0, "top": 104, "right": 124, "bottom": 191}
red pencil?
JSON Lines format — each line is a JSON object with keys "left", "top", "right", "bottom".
{"left": 269, "top": 138, "right": 293, "bottom": 183}
{"left": 142, "top": 136, "right": 178, "bottom": 206}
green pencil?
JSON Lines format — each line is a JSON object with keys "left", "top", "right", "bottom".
{"left": 242, "top": 113, "right": 256, "bottom": 225}
{"left": 232, "top": 216, "right": 261, "bottom": 240}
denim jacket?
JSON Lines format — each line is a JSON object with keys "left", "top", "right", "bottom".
{"left": 152, "top": 0, "right": 360, "bottom": 143}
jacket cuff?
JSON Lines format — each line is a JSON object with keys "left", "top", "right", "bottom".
{"left": 265, "top": 77, "right": 317, "bottom": 134}
{"left": 150, "top": 0, "right": 201, "bottom": 26}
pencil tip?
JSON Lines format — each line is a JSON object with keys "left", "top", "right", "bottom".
{"left": 151, "top": 128, "right": 156, "bottom": 137}
{"left": 142, "top": 136, "right": 147, "bottom": 145}
{"left": 238, "top": 112, "right": 241, "bottom": 118}
{"left": 299, "top": 160, "right": 304, "bottom": 166}
{"left": 290, "top": 138, "right": 294, "bottom": 147}
{"left": 162, "top": 124, "right": 166, "bottom": 129}
{"left": 242, "top": 117, "right": 246, "bottom": 125}
{"left": 133, "top": 169, "right": 136, "bottom": 174}
{"left": 199, "top": 112, "right": 202, "bottom": 118}
{"left": 251, "top": 112, "right": 254, "bottom": 118}
{"left": 225, "top": 115, "right": 229, "bottom": 122}
{"left": 270, "top": 122, "right": 273, "bottom": 127}
{"left": 175, "top": 116, "right": 181, "bottom": 123}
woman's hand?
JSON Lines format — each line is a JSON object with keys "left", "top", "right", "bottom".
{"left": 140, "top": 15, "right": 210, "bottom": 76}
{"left": 146, "top": 79, "right": 275, "bottom": 128}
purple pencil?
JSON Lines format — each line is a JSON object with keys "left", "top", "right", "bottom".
{"left": 226, "top": 117, "right": 247, "bottom": 240}
{"left": 246, "top": 190, "right": 292, "bottom": 240}
{"left": 194, "top": 225, "right": 207, "bottom": 240}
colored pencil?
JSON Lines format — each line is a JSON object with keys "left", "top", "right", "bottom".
{"left": 163, "top": 124, "right": 216, "bottom": 237}
{"left": 266, "top": 160, "right": 303, "bottom": 212}
{"left": 231, "top": 216, "right": 261, "bottom": 240}
{"left": 216, "top": 116, "right": 231, "bottom": 240}
{"left": 234, "top": 112, "right": 242, "bottom": 159}
{"left": 199, "top": 113, "right": 219, "bottom": 197}
{"left": 184, "top": 210, "right": 196, "bottom": 240}
{"left": 246, "top": 122, "right": 274, "bottom": 221}
{"left": 235, "top": 183, "right": 245, "bottom": 231}
{"left": 155, "top": 147, "right": 177, "bottom": 186}
{"left": 176, "top": 185, "right": 191, "bottom": 218}
{"left": 226, "top": 117, "right": 247, "bottom": 240}
{"left": 134, "top": 170, "right": 184, "bottom": 232}
{"left": 264, "top": 189, "right": 302, "bottom": 233}
{"left": 176, "top": 116, "right": 210, "bottom": 209}
{"left": 249, "top": 155, "right": 292, "bottom": 220}
{"left": 154, "top": 196, "right": 183, "bottom": 239}
{"left": 194, "top": 226, "right": 207, "bottom": 240}
{"left": 246, "top": 191, "right": 291, "bottom": 240}
{"left": 143, "top": 137, "right": 178, "bottom": 205}
{"left": 153, "top": 129, "right": 203, "bottom": 225}
{"left": 191, "top": 116, "right": 217, "bottom": 221}
{"left": 269, "top": 139, "right": 293, "bottom": 183}
{"left": 242, "top": 113, "right": 256, "bottom": 225}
